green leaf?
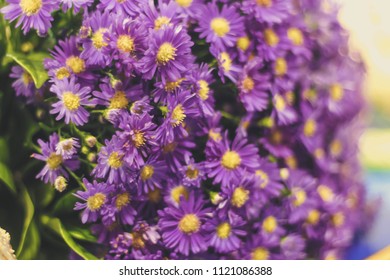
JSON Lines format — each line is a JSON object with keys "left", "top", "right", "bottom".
{"left": 0, "top": 161, "right": 16, "bottom": 195}
{"left": 67, "top": 225, "right": 97, "bottom": 243}
{"left": 41, "top": 216, "right": 99, "bottom": 260}
{"left": 0, "top": 137, "right": 9, "bottom": 163}
{"left": 16, "top": 186, "right": 35, "bottom": 257}
{"left": 6, "top": 52, "right": 49, "bottom": 88}
{"left": 17, "top": 221, "right": 40, "bottom": 260}
{"left": 52, "top": 189, "right": 79, "bottom": 215}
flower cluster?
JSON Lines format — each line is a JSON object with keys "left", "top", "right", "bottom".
{"left": 4, "top": 0, "right": 369, "bottom": 260}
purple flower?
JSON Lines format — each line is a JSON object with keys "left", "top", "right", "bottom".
{"left": 139, "top": 0, "right": 181, "bottom": 31}
{"left": 212, "top": 48, "right": 241, "bottom": 83}
{"left": 241, "top": 0, "right": 291, "bottom": 24}
{"left": 60, "top": 0, "right": 93, "bottom": 13}
{"left": 10, "top": 66, "right": 37, "bottom": 100}
{"left": 137, "top": 155, "right": 168, "bottom": 194}
{"left": 97, "top": 0, "right": 139, "bottom": 16}
{"left": 190, "top": 63, "right": 215, "bottom": 116}
{"left": 55, "top": 138, "right": 80, "bottom": 159}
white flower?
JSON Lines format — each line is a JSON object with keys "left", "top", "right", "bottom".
{"left": 0, "top": 227, "right": 16, "bottom": 260}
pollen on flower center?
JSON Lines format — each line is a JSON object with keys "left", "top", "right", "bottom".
{"left": 210, "top": 17, "right": 230, "bottom": 37}
{"left": 306, "top": 209, "right": 320, "bottom": 225}
{"left": 242, "top": 76, "right": 255, "bottom": 91}
{"left": 131, "top": 232, "right": 145, "bottom": 249}
{"left": 255, "top": 170, "right": 269, "bottom": 189}
{"left": 231, "top": 186, "right": 250, "bottom": 208}
{"left": 178, "top": 214, "right": 200, "bottom": 234}
{"left": 20, "top": 0, "right": 42, "bottom": 16}
{"left": 154, "top": 16, "right": 171, "bottom": 30}
{"left": 109, "top": 91, "right": 129, "bottom": 109}
{"left": 115, "top": 192, "right": 130, "bottom": 210}
{"left": 330, "top": 139, "right": 342, "bottom": 157}
{"left": 264, "top": 29, "right": 279, "bottom": 47}
{"left": 87, "top": 193, "right": 106, "bottom": 211}
{"left": 56, "top": 67, "right": 70, "bottom": 79}
{"left": 198, "top": 80, "right": 210, "bottom": 100}
{"left": 221, "top": 150, "right": 241, "bottom": 170}
{"left": 63, "top": 91, "right": 81, "bottom": 111}
{"left": 165, "top": 78, "right": 185, "bottom": 92}
{"left": 157, "top": 42, "right": 177, "bottom": 65}
{"left": 293, "top": 188, "right": 307, "bottom": 207}
{"left": 274, "top": 94, "right": 286, "bottom": 111}
{"left": 330, "top": 83, "right": 344, "bottom": 101}
{"left": 275, "top": 58, "right": 287, "bottom": 76}
{"left": 132, "top": 131, "right": 145, "bottom": 148}
{"left": 22, "top": 72, "right": 33, "bottom": 86}
{"left": 252, "top": 247, "right": 269, "bottom": 260}
{"left": 117, "top": 35, "right": 135, "bottom": 53}
{"left": 332, "top": 212, "right": 345, "bottom": 227}
{"left": 256, "top": 0, "right": 272, "bottom": 7}
{"left": 237, "top": 36, "right": 250, "bottom": 51}
{"left": 147, "top": 189, "right": 161, "bottom": 203}
{"left": 216, "top": 222, "right": 231, "bottom": 239}
{"left": 163, "top": 142, "right": 178, "bottom": 153}
{"left": 171, "top": 185, "right": 189, "bottom": 204}
{"left": 317, "top": 185, "right": 334, "bottom": 202}
{"left": 141, "top": 165, "right": 154, "bottom": 181}
{"left": 171, "top": 104, "right": 186, "bottom": 127}
{"left": 262, "top": 216, "right": 277, "bottom": 233}
{"left": 47, "top": 153, "right": 63, "bottom": 170}
{"left": 303, "top": 119, "right": 316, "bottom": 137}
{"left": 66, "top": 56, "right": 85, "bottom": 74}
{"left": 92, "top": 28, "right": 108, "bottom": 49}
{"left": 220, "top": 52, "right": 232, "bottom": 72}
{"left": 176, "top": 0, "right": 193, "bottom": 8}
{"left": 186, "top": 166, "right": 199, "bottom": 179}
{"left": 108, "top": 152, "right": 123, "bottom": 169}
{"left": 288, "top": 28, "right": 304, "bottom": 46}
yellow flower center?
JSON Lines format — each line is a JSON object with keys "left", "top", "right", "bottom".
{"left": 220, "top": 52, "right": 232, "bottom": 72}
{"left": 63, "top": 91, "right": 81, "bottom": 111}
{"left": 285, "top": 155, "right": 297, "bottom": 169}
{"left": 274, "top": 94, "right": 286, "bottom": 111}
{"left": 108, "top": 152, "right": 123, "bottom": 169}
{"left": 285, "top": 91, "right": 295, "bottom": 105}
{"left": 132, "top": 131, "right": 145, "bottom": 148}
{"left": 288, "top": 28, "right": 304, "bottom": 46}
{"left": 47, "top": 153, "right": 63, "bottom": 170}
{"left": 163, "top": 142, "right": 177, "bottom": 153}
{"left": 117, "top": 34, "right": 135, "bottom": 53}
{"left": 147, "top": 189, "right": 161, "bottom": 203}
{"left": 198, "top": 80, "right": 210, "bottom": 100}
{"left": 186, "top": 166, "right": 199, "bottom": 179}
{"left": 252, "top": 247, "right": 269, "bottom": 260}
{"left": 20, "top": 0, "right": 42, "bottom": 15}
{"left": 303, "top": 119, "right": 316, "bottom": 137}
{"left": 330, "top": 83, "right": 344, "bottom": 102}
{"left": 87, "top": 193, "right": 106, "bottom": 211}
{"left": 154, "top": 16, "right": 171, "bottom": 30}
{"left": 216, "top": 222, "right": 231, "bottom": 239}
{"left": 22, "top": 72, "right": 33, "bottom": 86}
{"left": 178, "top": 214, "right": 200, "bottom": 234}
{"left": 242, "top": 76, "right": 255, "bottom": 91}
{"left": 306, "top": 209, "right": 320, "bottom": 225}
{"left": 171, "top": 185, "right": 189, "bottom": 204}
{"left": 165, "top": 78, "right": 185, "bottom": 92}
{"left": 317, "top": 185, "right": 334, "bottom": 202}
{"left": 292, "top": 188, "right": 307, "bottom": 207}
{"left": 157, "top": 42, "right": 177, "bottom": 65}
{"left": 131, "top": 232, "right": 145, "bottom": 249}
{"left": 221, "top": 150, "right": 241, "bottom": 170}
{"left": 304, "top": 88, "right": 318, "bottom": 102}
{"left": 237, "top": 36, "right": 250, "bottom": 51}
{"left": 256, "top": 0, "right": 272, "bottom": 7}
{"left": 210, "top": 17, "right": 230, "bottom": 37}
{"left": 231, "top": 186, "right": 250, "bottom": 208}
{"left": 264, "top": 28, "right": 279, "bottom": 47}
{"left": 115, "top": 192, "right": 130, "bottom": 210}
{"left": 171, "top": 104, "right": 186, "bottom": 127}
{"left": 109, "top": 91, "right": 129, "bottom": 109}
{"left": 255, "top": 170, "right": 269, "bottom": 189}
{"left": 274, "top": 58, "right": 287, "bottom": 76}
{"left": 92, "top": 28, "right": 108, "bottom": 49}
{"left": 175, "top": 0, "right": 193, "bottom": 8}
{"left": 141, "top": 165, "right": 154, "bottom": 181}
{"left": 209, "top": 130, "right": 222, "bottom": 142}
{"left": 314, "top": 148, "right": 325, "bottom": 159}
{"left": 332, "top": 212, "right": 345, "bottom": 227}
{"left": 262, "top": 216, "right": 277, "bottom": 233}
{"left": 270, "top": 130, "right": 283, "bottom": 144}
{"left": 330, "top": 139, "right": 342, "bottom": 157}
{"left": 66, "top": 56, "right": 85, "bottom": 74}
{"left": 56, "top": 67, "right": 70, "bottom": 80}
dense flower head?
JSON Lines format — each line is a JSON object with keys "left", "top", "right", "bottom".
{"left": 6, "top": 0, "right": 370, "bottom": 260}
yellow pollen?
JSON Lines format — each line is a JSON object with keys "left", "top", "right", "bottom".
{"left": 131, "top": 232, "right": 145, "bottom": 249}
{"left": 330, "top": 83, "right": 344, "bottom": 102}
{"left": 171, "top": 104, "right": 186, "bottom": 127}
{"left": 147, "top": 189, "right": 161, "bottom": 203}
{"left": 178, "top": 214, "right": 200, "bottom": 234}
{"left": 157, "top": 42, "right": 177, "bottom": 65}
{"left": 242, "top": 76, "right": 255, "bottom": 91}
{"left": 198, "top": 80, "right": 210, "bottom": 100}
{"left": 117, "top": 35, "right": 135, "bottom": 53}
{"left": 171, "top": 185, "right": 189, "bottom": 204}
{"left": 255, "top": 170, "right": 269, "bottom": 189}
{"left": 252, "top": 247, "right": 269, "bottom": 260}
{"left": 237, "top": 36, "right": 250, "bottom": 51}
{"left": 141, "top": 165, "right": 154, "bottom": 181}
{"left": 216, "top": 222, "right": 231, "bottom": 239}
{"left": 317, "top": 185, "right": 334, "bottom": 202}
{"left": 108, "top": 152, "right": 123, "bottom": 169}
{"left": 221, "top": 150, "right": 241, "bottom": 170}
{"left": 304, "top": 119, "right": 316, "bottom": 137}
{"left": 274, "top": 58, "right": 287, "bottom": 76}
{"left": 220, "top": 52, "right": 232, "bottom": 72}
{"left": 315, "top": 148, "right": 325, "bottom": 159}
{"left": 115, "top": 193, "right": 130, "bottom": 210}
{"left": 66, "top": 56, "right": 85, "bottom": 74}
{"left": 133, "top": 131, "right": 145, "bottom": 148}
{"left": 262, "top": 216, "right": 277, "bottom": 233}
{"left": 165, "top": 78, "right": 185, "bottom": 92}
{"left": 154, "top": 16, "right": 171, "bottom": 30}
{"left": 109, "top": 91, "right": 129, "bottom": 109}
{"left": 56, "top": 67, "right": 70, "bottom": 79}
{"left": 186, "top": 166, "right": 199, "bottom": 179}
{"left": 330, "top": 139, "right": 342, "bottom": 157}
{"left": 256, "top": 0, "right": 272, "bottom": 7}
{"left": 210, "top": 17, "right": 230, "bottom": 37}
{"left": 231, "top": 186, "right": 250, "bottom": 208}
{"left": 288, "top": 28, "right": 304, "bottom": 46}
{"left": 20, "top": 0, "right": 42, "bottom": 15}
{"left": 264, "top": 28, "right": 279, "bottom": 47}
{"left": 163, "top": 142, "right": 177, "bottom": 153}
{"left": 175, "top": 0, "right": 193, "bottom": 8}
{"left": 92, "top": 28, "right": 108, "bottom": 49}
{"left": 285, "top": 91, "right": 295, "bottom": 105}
{"left": 285, "top": 155, "right": 297, "bottom": 169}
{"left": 332, "top": 212, "right": 345, "bottom": 227}
{"left": 47, "top": 153, "right": 63, "bottom": 170}
{"left": 270, "top": 130, "right": 283, "bottom": 144}
{"left": 63, "top": 92, "right": 80, "bottom": 111}
{"left": 209, "top": 130, "right": 222, "bottom": 142}
{"left": 22, "top": 72, "right": 33, "bottom": 86}
{"left": 303, "top": 88, "right": 317, "bottom": 102}
{"left": 87, "top": 193, "right": 106, "bottom": 211}
{"left": 280, "top": 168, "right": 289, "bottom": 180}
{"left": 293, "top": 188, "right": 307, "bottom": 207}
{"left": 274, "top": 94, "right": 286, "bottom": 111}
{"left": 306, "top": 210, "right": 320, "bottom": 225}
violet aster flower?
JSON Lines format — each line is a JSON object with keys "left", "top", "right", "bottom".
{"left": 137, "top": 155, "right": 168, "bottom": 194}
{"left": 211, "top": 47, "right": 241, "bottom": 83}
{"left": 10, "top": 66, "right": 37, "bottom": 100}
{"left": 60, "top": 0, "right": 93, "bottom": 13}
{"left": 280, "top": 234, "right": 306, "bottom": 259}
{"left": 55, "top": 137, "right": 80, "bottom": 159}
{"left": 190, "top": 63, "right": 215, "bottom": 116}
{"left": 158, "top": 193, "right": 211, "bottom": 256}
{"left": 159, "top": 137, "right": 196, "bottom": 172}
{"left": 0, "top": 0, "right": 59, "bottom": 35}
{"left": 97, "top": 0, "right": 139, "bottom": 16}
{"left": 49, "top": 77, "right": 95, "bottom": 126}
{"left": 241, "top": 0, "right": 291, "bottom": 24}
{"left": 179, "top": 159, "right": 206, "bottom": 188}
{"left": 139, "top": 0, "right": 181, "bottom": 31}
{"left": 163, "top": 180, "right": 190, "bottom": 207}
{"left": 271, "top": 91, "right": 298, "bottom": 125}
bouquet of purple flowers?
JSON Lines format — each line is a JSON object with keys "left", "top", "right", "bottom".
{"left": 0, "top": 0, "right": 370, "bottom": 260}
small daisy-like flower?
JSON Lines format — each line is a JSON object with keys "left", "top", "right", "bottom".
{"left": 137, "top": 155, "right": 168, "bottom": 194}
{"left": 163, "top": 180, "right": 190, "bottom": 207}
{"left": 0, "top": 0, "right": 59, "bottom": 35}
{"left": 190, "top": 63, "right": 215, "bottom": 116}
{"left": 98, "top": 0, "right": 139, "bottom": 16}
{"left": 158, "top": 193, "right": 211, "bottom": 256}
{"left": 196, "top": 2, "right": 244, "bottom": 50}
{"left": 50, "top": 77, "right": 95, "bottom": 126}
{"left": 56, "top": 137, "right": 80, "bottom": 159}
{"left": 180, "top": 159, "right": 206, "bottom": 188}
{"left": 140, "top": 0, "right": 181, "bottom": 31}
{"left": 241, "top": 0, "right": 291, "bottom": 24}
{"left": 60, "top": 0, "right": 94, "bottom": 13}
{"left": 212, "top": 48, "right": 241, "bottom": 83}
{"left": 159, "top": 138, "right": 196, "bottom": 171}
{"left": 10, "top": 66, "right": 37, "bottom": 100}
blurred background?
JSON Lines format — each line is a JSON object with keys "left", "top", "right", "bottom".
{"left": 334, "top": 0, "right": 390, "bottom": 258}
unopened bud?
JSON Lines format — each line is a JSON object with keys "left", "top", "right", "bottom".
{"left": 85, "top": 136, "right": 97, "bottom": 148}
{"left": 87, "top": 153, "right": 97, "bottom": 163}
{"left": 54, "top": 176, "right": 67, "bottom": 192}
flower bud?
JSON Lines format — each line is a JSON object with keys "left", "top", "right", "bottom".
{"left": 85, "top": 136, "right": 97, "bottom": 148}
{"left": 54, "top": 176, "right": 67, "bottom": 192}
